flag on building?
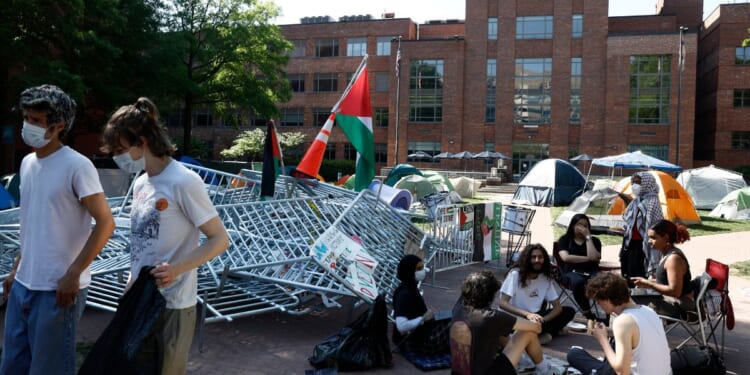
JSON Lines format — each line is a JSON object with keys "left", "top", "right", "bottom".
{"left": 261, "top": 120, "right": 283, "bottom": 197}
{"left": 336, "top": 65, "right": 374, "bottom": 191}
{"left": 395, "top": 43, "right": 401, "bottom": 78}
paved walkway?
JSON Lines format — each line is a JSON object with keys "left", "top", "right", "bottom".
{"left": 3, "top": 192, "right": 748, "bottom": 374}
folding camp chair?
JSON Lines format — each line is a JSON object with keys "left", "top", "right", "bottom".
{"left": 705, "top": 258, "right": 734, "bottom": 357}
{"left": 551, "top": 242, "right": 585, "bottom": 314}
{"left": 661, "top": 272, "right": 717, "bottom": 350}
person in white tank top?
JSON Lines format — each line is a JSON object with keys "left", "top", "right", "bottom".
{"left": 567, "top": 272, "right": 672, "bottom": 375}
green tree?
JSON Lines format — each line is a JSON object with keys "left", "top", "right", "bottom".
{"left": 220, "top": 128, "right": 305, "bottom": 161}
{"left": 158, "top": 0, "right": 292, "bottom": 156}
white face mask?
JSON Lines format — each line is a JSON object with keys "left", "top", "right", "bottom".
{"left": 113, "top": 148, "right": 146, "bottom": 174}
{"left": 631, "top": 183, "right": 642, "bottom": 196}
{"left": 414, "top": 269, "right": 426, "bottom": 282}
{"left": 21, "top": 121, "right": 52, "bottom": 148}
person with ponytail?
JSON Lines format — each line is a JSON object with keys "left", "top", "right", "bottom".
{"left": 391, "top": 254, "right": 450, "bottom": 354}
{"left": 101, "top": 97, "right": 229, "bottom": 373}
{"left": 630, "top": 219, "right": 695, "bottom": 318}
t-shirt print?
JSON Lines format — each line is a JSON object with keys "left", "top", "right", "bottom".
{"left": 131, "top": 197, "right": 161, "bottom": 265}
{"left": 529, "top": 288, "right": 539, "bottom": 298}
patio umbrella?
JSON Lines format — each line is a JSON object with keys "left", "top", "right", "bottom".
{"left": 569, "top": 153, "right": 593, "bottom": 163}
{"left": 473, "top": 151, "right": 511, "bottom": 160}
{"left": 433, "top": 152, "right": 454, "bottom": 159}
{"left": 450, "top": 151, "right": 475, "bottom": 159}
{"left": 407, "top": 151, "right": 434, "bottom": 160}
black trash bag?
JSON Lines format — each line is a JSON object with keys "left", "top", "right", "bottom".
{"left": 78, "top": 266, "right": 166, "bottom": 375}
{"left": 308, "top": 295, "right": 393, "bottom": 371}
{"left": 671, "top": 345, "right": 726, "bottom": 375}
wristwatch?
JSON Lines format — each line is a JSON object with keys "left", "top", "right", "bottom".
{"left": 585, "top": 235, "right": 592, "bottom": 241}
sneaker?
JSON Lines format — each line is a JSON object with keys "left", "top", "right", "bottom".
{"left": 534, "top": 358, "right": 551, "bottom": 375}
{"left": 538, "top": 332, "right": 553, "bottom": 345}
{"left": 558, "top": 326, "right": 569, "bottom": 336}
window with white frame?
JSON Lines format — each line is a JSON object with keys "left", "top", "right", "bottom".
{"left": 347, "top": 37, "right": 367, "bottom": 57}
{"left": 516, "top": 16, "right": 553, "bottom": 39}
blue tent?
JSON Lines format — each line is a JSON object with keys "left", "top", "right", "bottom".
{"left": 0, "top": 185, "right": 17, "bottom": 210}
{"left": 384, "top": 164, "right": 423, "bottom": 186}
{"left": 512, "top": 158, "right": 586, "bottom": 207}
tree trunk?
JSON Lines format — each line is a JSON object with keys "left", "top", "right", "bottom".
{"left": 182, "top": 92, "right": 193, "bottom": 158}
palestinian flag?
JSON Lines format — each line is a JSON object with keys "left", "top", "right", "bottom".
{"left": 336, "top": 65, "right": 375, "bottom": 191}
{"left": 261, "top": 120, "right": 283, "bottom": 197}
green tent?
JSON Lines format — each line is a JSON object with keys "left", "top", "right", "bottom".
{"left": 384, "top": 164, "right": 423, "bottom": 186}
{"left": 343, "top": 174, "right": 357, "bottom": 190}
{"left": 394, "top": 175, "right": 437, "bottom": 201}
{"left": 421, "top": 170, "right": 455, "bottom": 192}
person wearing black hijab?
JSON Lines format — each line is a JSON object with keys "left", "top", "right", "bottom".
{"left": 391, "top": 255, "right": 449, "bottom": 354}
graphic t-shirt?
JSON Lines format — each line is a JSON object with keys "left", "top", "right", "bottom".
{"left": 500, "top": 268, "right": 559, "bottom": 313}
{"left": 128, "top": 160, "right": 217, "bottom": 309}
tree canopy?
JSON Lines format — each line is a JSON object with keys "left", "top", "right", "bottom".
{"left": 220, "top": 128, "right": 305, "bottom": 161}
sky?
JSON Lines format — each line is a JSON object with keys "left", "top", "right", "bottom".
{"left": 270, "top": 0, "right": 728, "bottom": 25}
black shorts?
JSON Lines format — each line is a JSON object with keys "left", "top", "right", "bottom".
{"left": 489, "top": 353, "right": 516, "bottom": 374}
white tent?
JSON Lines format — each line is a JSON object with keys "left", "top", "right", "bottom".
{"left": 677, "top": 165, "right": 746, "bottom": 210}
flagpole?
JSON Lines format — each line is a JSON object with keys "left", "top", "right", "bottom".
{"left": 270, "top": 120, "right": 285, "bottom": 174}
{"left": 394, "top": 36, "right": 402, "bottom": 166}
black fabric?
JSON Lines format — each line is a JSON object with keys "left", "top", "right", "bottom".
{"left": 308, "top": 295, "right": 393, "bottom": 371}
{"left": 78, "top": 266, "right": 166, "bottom": 375}
{"left": 671, "top": 345, "right": 726, "bottom": 375}
{"left": 557, "top": 234, "right": 601, "bottom": 274}
{"left": 655, "top": 248, "right": 692, "bottom": 298}
{"left": 620, "top": 238, "right": 646, "bottom": 287}
{"left": 392, "top": 255, "right": 428, "bottom": 346}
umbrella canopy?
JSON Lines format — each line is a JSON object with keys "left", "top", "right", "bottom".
{"left": 473, "top": 151, "right": 511, "bottom": 160}
{"left": 433, "top": 152, "right": 454, "bottom": 159}
{"left": 569, "top": 153, "right": 593, "bottom": 162}
{"left": 407, "top": 151, "right": 434, "bottom": 160}
{"left": 592, "top": 150, "right": 681, "bottom": 172}
{"left": 450, "top": 151, "right": 475, "bottom": 159}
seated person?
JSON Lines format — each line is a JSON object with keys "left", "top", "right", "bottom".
{"left": 557, "top": 213, "right": 602, "bottom": 321}
{"left": 567, "top": 273, "right": 672, "bottom": 375}
{"left": 392, "top": 255, "right": 449, "bottom": 354}
{"left": 630, "top": 219, "right": 696, "bottom": 319}
{"left": 451, "top": 270, "right": 551, "bottom": 375}
{"left": 498, "top": 243, "right": 576, "bottom": 345}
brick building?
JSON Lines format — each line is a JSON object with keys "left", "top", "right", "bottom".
{"left": 171, "top": 0, "right": 748, "bottom": 179}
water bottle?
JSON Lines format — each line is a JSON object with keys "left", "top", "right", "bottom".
{"left": 591, "top": 369, "right": 597, "bottom": 375}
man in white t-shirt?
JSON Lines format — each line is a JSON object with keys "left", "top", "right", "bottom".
{"left": 498, "top": 243, "right": 576, "bottom": 345}
{"left": 1, "top": 85, "right": 115, "bottom": 374}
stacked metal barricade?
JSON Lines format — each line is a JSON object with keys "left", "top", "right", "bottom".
{"left": 0, "top": 163, "right": 479, "bottom": 323}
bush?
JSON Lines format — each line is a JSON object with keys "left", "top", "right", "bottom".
{"left": 319, "top": 159, "right": 355, "bottom": 181}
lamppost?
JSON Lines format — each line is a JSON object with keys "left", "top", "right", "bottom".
{"left": 676, "top": 26, "right": 687, "bottom": 166}
{"left": 393, "top": 36, "right": 402, "bottom": 166}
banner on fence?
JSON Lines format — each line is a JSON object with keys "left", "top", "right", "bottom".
{"left": 311, "top": 227, "right": 379, "bottom": 300}
{"left": 473, "top": 202, "right": 502, "bottom": 262}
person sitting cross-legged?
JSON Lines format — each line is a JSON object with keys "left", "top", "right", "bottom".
{"left": 498, "top": 243, "right": 576, "bottom": 345}
{"left": 451, "top": 270, "right": 552, "bottom": 375}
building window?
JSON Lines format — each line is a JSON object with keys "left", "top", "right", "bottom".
{"left": 374, "top": 108, "right": 389, "bottom": 127}
{"left": 375, "top": 72, "right": 389, "bottom": 92}
{"left": 570, "top": 57, "right": 582, "bottom": 124}
{"left": 409, "top": 60, "right": 444, "bottom": 122}
{"left": 407, "top": 141, "right": 440, "bottom": 163}
{"left": 344, "top": 143, "right": 357, "bottom": 160}
{"left": 166, "top": 112, "right": 183, "bottom": 127}
{"left": 572, "top": 15, "right": 583, "bottom": 38}
{"left": 627, "top": 145, "right": 668, "bottom": 161}
{"left": 248, "top": 112, "right": 267, "bottom": 127}
{"left": 488, "top": 17, "right": 498, "bottom": 40}
{"left": 516, "top": 16, "right": 553, "bottom": 39}
{"left": 315, "top": 39, "right": 339, "bottom": 57}
{"left": 290, "top": 40, "right": 305, "bottom": 57}
{"left": 324, "top": 143, "right": 336, "bottom": 159}
{"left": 733, "top": 89, "right": 750, "bottom": 107}
{"left": 289, "top": 74, "right": 305, "bottom": 93}
{"left": 375, "top": 143, "right": 388, "bottom": 163}
{"left": 732, "top": 131, "right": 750, "bottom": 150}
{"left": 194, "top": 110, "right": 213, "bottom": 127}
{"left": 736, "top": 46, "right": 750, "bottom": 65}
{"left": 280, "top": 108, "right": 304, "bottom": 127}
{"left": 347, "top": 37, "right": 367, "bottom": 57}
{"left": 313, "top": 108, "right": 330, "bottom": 126}
{"left": 486, "top": 59, "right": 497, "bottom": 123}
{"left": 514, "top": 58, "right": 552, "bottom": 124}
{"left": 221, "top": 110, "right": 243, "bottom": 127}
{"left": 376, "top": 36, "right": 392, "bottom": 56}
{"left": 629, "top": 55, "right": 671, "bottom": 124}
{"left": 313, "top": 73, "right": 338, "bottom": 92}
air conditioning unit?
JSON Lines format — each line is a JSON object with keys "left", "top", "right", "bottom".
{"left": 490, "top": 167, "right": 498, "bottom": 177}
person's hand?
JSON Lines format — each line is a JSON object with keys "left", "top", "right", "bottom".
{"left": 630, "top": 277, "right": 650, "bottom": 289}
{"left": 56, "top": 271, "right": 80, "bottom": 307}
{"left": 151, "top": 262, "right": 177, "bottom": 288}
{"left": 3, "top": 272, "right": 15, "bottom": 300}
{"left": 591, "top": 321, "right": 608, "bottom": 341}
{"left": 526, "top": 313, "right": 544, "bottom": 324}
{"left": 423, "top": 309, "right": 435, "bottom": 321}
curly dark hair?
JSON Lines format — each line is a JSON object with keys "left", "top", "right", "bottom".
{"left": 585, "top": 272, "right": 630, "bottom": 306}
{"left": 515, "top": 243, "right": 551, "bottom": 287}
{"left": 649, "top": 219, "right": 690, "bottom": 245}
{"left": 461, "top": 270, "right": 500, "bottom": 309}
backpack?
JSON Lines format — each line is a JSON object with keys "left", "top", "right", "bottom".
{"left": 670, "top": 345, "right": 726, "bottom": 375}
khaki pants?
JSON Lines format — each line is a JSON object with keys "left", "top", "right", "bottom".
{"left": 138, "top": 306, "right": 197, "bottom": 375}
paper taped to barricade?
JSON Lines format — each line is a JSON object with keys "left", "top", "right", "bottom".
{"left": 311, "top": 227, "right": 379, "bottom": 301}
